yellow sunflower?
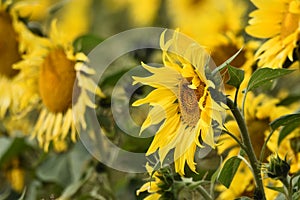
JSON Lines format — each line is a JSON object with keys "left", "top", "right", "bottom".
{"left": 246, "top": 0, "right": 300, "bottom": 68}
{"left": 217, "top": 92, "right": 295, "bottom": 199}
{"left": 17, "top": 20, "right": 105, "bottom": 152}
{"left": 136, "top": 163, "right": 163, "bottom": 200}
{"left": 0, "top": 0, "right": 41, "bottom": 118}
{"left": 104, "top": 0, "right": 161, "bottom": 26}
{"left": 168, "top": 0, "right": 247, "bottom": 47}
{"left": 132, "top": 30, "right": 224, "bottom": 175}
{"left": 3, "top": 158, "right": 25, "bottom": 193}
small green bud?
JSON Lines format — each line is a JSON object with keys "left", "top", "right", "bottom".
{"left": 266, "top": 154, "right": 290, "bottom": 180}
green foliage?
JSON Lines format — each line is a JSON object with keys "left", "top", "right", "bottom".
{"left": 246, "top": 68, "right": 294, "bottom": 92}
{"left": 226, "top": 65, "right": 245, "bottom": 88}
{"left": 217, "top": 156, "right": 242, "bottom": 188}
{"left": 73, "top": 34, "right": 104, "bottom": 54}
{"left": 270, "top": 113, "right": 300, "bottom": 145}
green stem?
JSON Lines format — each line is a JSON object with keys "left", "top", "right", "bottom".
{"left": 226, "top": 98, "right": 266, "bottom": 200}
{"left": 280, "top": 177, "right": 292, "bottom": 200}
{"left": 234, "top": 86, "right": 240, "bottom": 108}
{"left": 241, "top": 89, "right": 247, "bottom": 116}
{"left": 196, "top": 185, "right": 213, "bottom": 200}
{"left": 222, "top": 129, "right": 247, "bottom": 152}
{"left": 259, "top": 130, "right": 274, "bottom": 163}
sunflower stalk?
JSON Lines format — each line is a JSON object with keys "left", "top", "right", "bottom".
{"left": 226, "top": 97, "right": 266, "bottom": 200}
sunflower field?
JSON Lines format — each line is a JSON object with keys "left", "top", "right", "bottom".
{"left": 0, "top": 0, "right": 300, "bottom": 199}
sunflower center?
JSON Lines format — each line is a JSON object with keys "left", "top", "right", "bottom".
{"left": 39, "top": 48, "right": 76, "bottom": 113}
{"left": 0, "top": 11, "right": 20, "bottom": 78}
{"left": 178, "top": 78, "right": 206, "bottom": 127}
{"left": 281, "top": 11, "right": 299, "bottom": 39}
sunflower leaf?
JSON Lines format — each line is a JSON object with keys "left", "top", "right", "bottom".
{"left": 217, "top": 156, "right": 241, "bottom": 188}
{"left": 278, "top": 123, "right": 299, "bottom": 146}
{"left": 270, "top": 113, "right": 300, "bottom": 130}
{"left": 269, "top": 113, "right": 300, "bottom": 146}
{"left": 266, "top": 186, "right": 285, "bottom": 194}
{"left": 226, "top": 65, "right": 245, "bottom": 88}
{"left": 246, "top": 68, "right": 294, "bottom": 92}
{"left": 73, "top": 34, "right": 104, "bottom": 54}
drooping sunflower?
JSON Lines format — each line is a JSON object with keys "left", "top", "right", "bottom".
{"left": 217, "top": 92, "right": 295, "bottom": 199}
{"left": 0, "top": 0, "right": 41, "bottom": 118}
{"left": 16, "top": 20, "right": 105, "bottom": 152}
{"left": 132, "top": 30, "right": 225, "bottom": 175}
{"left": 246, "top": 0, "right": 300, "bottom": 68}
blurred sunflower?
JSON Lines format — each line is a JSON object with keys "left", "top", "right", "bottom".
{"left": 17, "top": 20, "right": 105, "bottom": 152}
{"left": 217, "top": 92, "right": 295, "bottom": 199}
{"left": 14, "top": 0, "right": 59, "bottom": 21}
{"left": 132, "top": 31, "right": 224, "bottom": 175}
{"left": 104, "top": 0, "right": 161, "bottom": 26}
{"left": 136, "top": 163, "right": 163, "bottom": 200}
{"left": 246, "top": 0, "right": 300, "bottom": 68}
{"left": 3, "top": 158, "right": 25, "bottom": 193}
{"left": 168, "top": 0, "right": 247, "bottom": 47}
{"left": 208, "top": 33, "right": 259, "bottom": 99}
{"left": 0, "top": 0, "right": 41, "bottom": 118}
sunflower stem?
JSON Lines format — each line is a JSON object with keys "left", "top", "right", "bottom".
{"left": 226, "top": 97, "right": 266, "bottom": 200}
{"left": 222, "top": 129, "right": 247, "bottom": 152}
{"left": 196, "top": 185, "right": 213, "bottom": 200}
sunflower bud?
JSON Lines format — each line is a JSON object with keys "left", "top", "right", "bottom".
{"left": 266, "top": 154, "right": 290, "bottom": 180}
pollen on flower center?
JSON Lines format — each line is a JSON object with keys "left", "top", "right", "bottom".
{"left": 0, "top": 11, "right": 20, "bottom": 78}
{"left": 39, "top": 48, "right": 76, "bottom": 113}
{"left": 178, "top": 78, "right": 206, "bottom": 127}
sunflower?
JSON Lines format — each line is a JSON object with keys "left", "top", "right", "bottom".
{"left": 246, "top": 0, "right": 300, "bottom": 68}
{"left": 217, "top": 92, "right": 295, "bottom": 199}
{"left": 0, "top": 0, "right": 41, "bottom": 118}
{"left": 17, "top": 20, "right": 105, "bottom": 152}
{"left": 136, "top": 163, "right": 163, "bottom": 200}
{"left": 132, "top": 30, "right": 224, "bottom": 175}
{"left": 3, "top": 158, "right": 25, "bottom": 193}
{"left": 104, "top": 0, "right": 161, "bottom": 26}
{"left": 207, "top": 32, "right": 259, "bottom": 100}
{"left": 168, "top": 0, "right": 247, "bottom": 47}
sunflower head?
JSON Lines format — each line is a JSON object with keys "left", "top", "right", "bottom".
{"left": 39, "top": 47, "right": 77, "bottom": 113}
{"left": 18, "top": 20, "right": 105, "bottom": 152}
{"left": 133, "top": 30, "right": 225, "bottom": 175}
{"left": 246, "top": 0, "right": 300, "bottom": 68}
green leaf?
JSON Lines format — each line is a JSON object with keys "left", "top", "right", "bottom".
{"left": 0, "top": 137, "right": 28, "bottom": 167}
{"left": 226, "top": 65, "right": 245, "bottom": 88}
{"left": 73, "top": 34, "right": 104, "bottom": 54}
{"left": 293, "top": 191, "right": 300, "bottom": 200}
{"left": 36, "top": 153, "right": 72, "bottom": 187}
{"left": 235, "top": 197, "right": 253, "bottom": 200}
{"left": 266, "top": 185, "right": 285, "bottom": 193}
{"left": 277, "top": 95, "right": 300, "bottom": 106}
{"left": 0, "top": 137, "right": 12, "bottom": 159}
{"left": 211, "top": 47, "right": 243, "bottom": 76}
{"left": 270, "top": 113, "right": 300, "bottom": 130}
{"left": 218, "top": 156, "right": 241, "bottom": 188}
{"left": 58, "top": 167, "right": 93, "bottom": 199}
{"left": 269, "top": 113, "right": 300, "bottom": 145}
{"left": 247, "top": 68, "right": 294, "bottom": 92}
{"left": 278, "top": 123, "right": 299, "bottom": 146}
